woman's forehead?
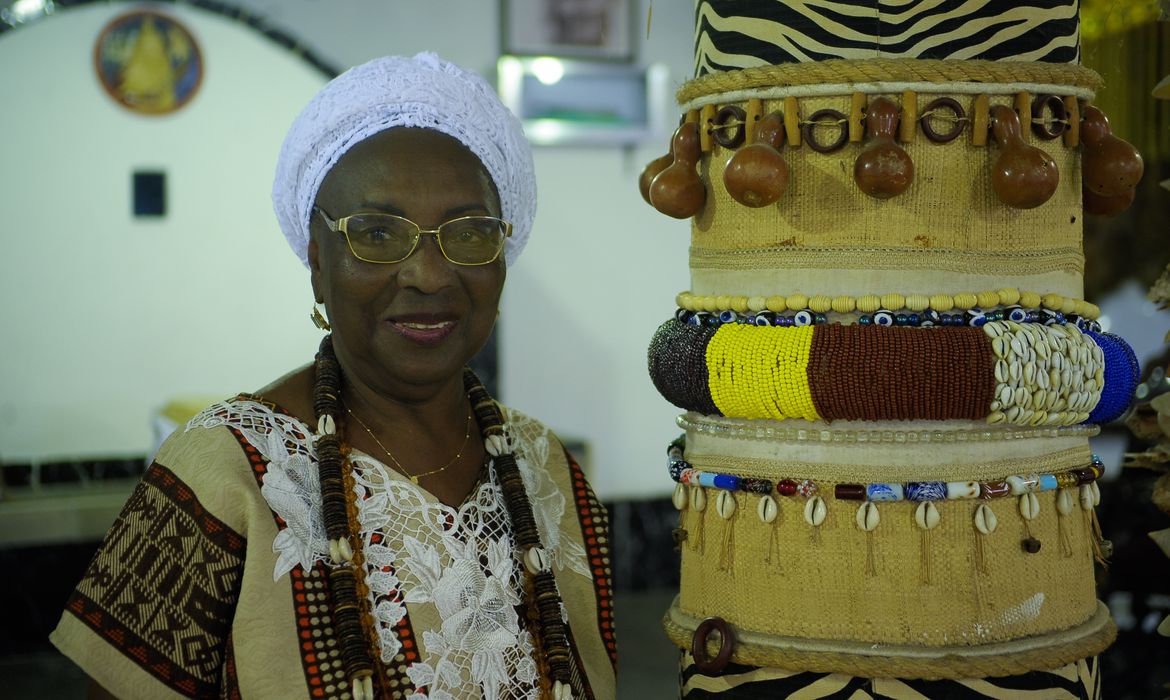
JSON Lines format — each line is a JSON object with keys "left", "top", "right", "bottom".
{"left": 319, "top": 128, "right": 499, "bottom": 209}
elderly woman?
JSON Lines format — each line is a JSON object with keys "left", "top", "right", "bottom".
{"left": 51, "top": 54, "right": 616, "bottom": 700}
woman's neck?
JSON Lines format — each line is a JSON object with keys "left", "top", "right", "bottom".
{"left": 341, "top": 370, "right": 468, "bottom": 439}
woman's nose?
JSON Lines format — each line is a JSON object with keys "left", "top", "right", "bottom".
{"left": 395, "top": 233, "right": 456, "bottom": 293}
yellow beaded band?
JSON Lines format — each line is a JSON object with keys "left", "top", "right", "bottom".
{"left": 706, "top": 323, "right": 819, "bottom": 421}
{"left": 676, "top": 288, "right": 1100, "bottom": 320}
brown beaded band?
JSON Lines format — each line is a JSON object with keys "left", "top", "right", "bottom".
{"left": 807, "top": 324, "right": 996, "bottom": 421}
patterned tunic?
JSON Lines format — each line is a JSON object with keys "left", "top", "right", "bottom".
{"left": 51, "top": 397, "right": 616, "bottom": 699}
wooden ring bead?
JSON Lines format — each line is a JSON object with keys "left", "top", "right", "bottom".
{"left": 691, "top": 616, "right": 735, "bottom": 674}
{"left": 802, "top": 108, "right": 850, "bottom": 153}
{"left": 919, "top": 97, "right": 966, "bottom": 143}
{"left": 712, "top": 105, "right": 747, "bottom": 149}
{"left": 1030, "top": 94, "right": 1068, "bottom": 140}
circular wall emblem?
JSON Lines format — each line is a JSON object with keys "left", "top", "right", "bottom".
{"left": 94, "top": 11, "right": 203, "bottom": 115}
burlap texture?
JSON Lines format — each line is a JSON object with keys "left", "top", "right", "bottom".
{"left": 689, "top": 92, "right": 1084, "bottom": 299}
{"left": 685, "top": 428, "right": 1092, "bottom": 480}
{"left": 677, "top": 470, "right": 1098, "bottom": 648}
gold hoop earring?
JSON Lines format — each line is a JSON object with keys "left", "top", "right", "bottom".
{"left": 311, "top": 304, "right": 331, "bottom": 331}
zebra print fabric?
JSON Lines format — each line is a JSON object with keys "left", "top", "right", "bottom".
{"left": 694, "top": 0, "right": 1082, "bottom": 76}
{"left": 680, "top": 652, "right": 1101, "bottom": 699}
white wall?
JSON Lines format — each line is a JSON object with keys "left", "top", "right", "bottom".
{"left": 0, "top": 4, "right": 329, "bottom": 458}
{"left": 0, "top": 1, "right": 696, "bottom": 499}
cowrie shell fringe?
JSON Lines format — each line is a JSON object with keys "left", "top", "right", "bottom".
{"left": 690, "top": 486, "right": 706, "bottom": 512}
{"left": 974, "top": 504, "right": 998, "bottom": 535}
{"left": 1018, "top": 493, "right": 1041, "bottom": 520}
{"left": 915, "top": 501, "right": 940, "bottom": 530}
{"left": 856, "top": 502, "right": 880, "bottom": 532}
{"left": 757, "top": 495, "right": 778, "bottom": 524}
{"left": 715, "top": 491, "right": 737, "bottom": 519}
{"left": 804, "top": 496, "right": 827, "bottom": 527}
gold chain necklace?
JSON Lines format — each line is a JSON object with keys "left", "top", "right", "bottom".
{"left": 346, "top": 405, "right": 472, "bottom": 484}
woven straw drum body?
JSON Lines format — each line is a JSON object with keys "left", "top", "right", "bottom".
{"left": 647, "top": 0, "right": 1136, "bottom": 688}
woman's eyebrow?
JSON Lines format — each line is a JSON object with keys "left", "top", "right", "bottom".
{"left": 353, "top": 202, "right": 489, "bottom": 218}
{"left": 355, "top": 201, "right": 408, "bottom": 216}
{"left": 445, "top": 203, "right": 492, "bottom": 217}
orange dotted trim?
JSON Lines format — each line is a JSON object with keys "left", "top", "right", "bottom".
{"left": 566, "top": 449, "right": 617, "bottom": 671}
{"left": 229, "top": 422, "right": 422, "bottom": 697}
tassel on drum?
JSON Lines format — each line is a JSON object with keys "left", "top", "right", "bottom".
{"left": 856, "top": 502, "right": 879, "bottom": 577}
{"left": 758, "top": 495, "right": 783, "bottom": 571}
{"left": 690, "top": 485, "right": 707, "bottom": 553}
{"left": 915, "top": 502, "right": 941, "bottom": 584}
{"left": 1057, "top": 488, "right": 1075, "bottom": 557}
{"left": 716, "top": 491, "right": 738, "bottom": 573}
{"left": 974, "top": 503, "right": 998, "bottom": 575}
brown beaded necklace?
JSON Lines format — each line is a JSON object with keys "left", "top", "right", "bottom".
{"left": 311, "top": 335, "right": 578, "bottom": 700}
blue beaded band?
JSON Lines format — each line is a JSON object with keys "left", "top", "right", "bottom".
{"left": 1084, "top": 330, "right": 1139, "bottom": 424}
{"left": 676, "top": 306, "right": 1102, "bottom": 331}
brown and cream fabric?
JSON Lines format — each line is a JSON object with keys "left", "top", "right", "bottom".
{"left": 52, "top": 397, "right": 615, "bottom": 699}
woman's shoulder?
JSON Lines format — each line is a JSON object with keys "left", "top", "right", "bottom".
{"left": 498, "top": 403, "right": 556, "bottom": 440}
{"left": 162, "top": 373, "right": 316, "bottom": 474}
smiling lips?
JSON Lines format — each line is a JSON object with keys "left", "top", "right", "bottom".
{"left": 387, "top": 313, "right": 457, "bottom": 346}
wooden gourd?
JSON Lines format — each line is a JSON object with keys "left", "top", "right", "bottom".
{"left": 854, "top": 97, "right": 914, "bottom": 199}
{"left": 989, "top": 105, "right": 1059, "bottom": 209}
{"left": 650, "top": 122, "right": 706, "bottom": 219}
{"left": 723, "top": 111, "right": 789, "bottom": 208}
{"left": 639, "top": 153, "right": 673, "bottom": 205}
{"left": 1081, "top": 104, "right": 1143, "bottom": 216}
{"left": 1082, "top": 185, "right": 1135, "bottom": 217}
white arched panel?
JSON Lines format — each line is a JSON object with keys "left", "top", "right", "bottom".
{"left": 0, "top": 3, "right": 327, "bottom": 460}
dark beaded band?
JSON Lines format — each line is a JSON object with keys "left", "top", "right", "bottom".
{"left": 648, "top": 319, "right": 720, "bottom": 416}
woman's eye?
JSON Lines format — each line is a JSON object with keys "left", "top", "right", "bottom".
{"left": 450, "top": 225, "right": 491, "bottom": 244}
{"left": 361, "top": 227, "right": 391, "bottom": 243}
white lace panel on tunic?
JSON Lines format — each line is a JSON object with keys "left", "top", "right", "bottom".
{"left": 189, "top": 399, "right": 590, "bottom": 700}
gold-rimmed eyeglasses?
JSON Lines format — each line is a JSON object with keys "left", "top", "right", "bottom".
{"left": 313, "top": 206, "right": 512, "bottom": 266}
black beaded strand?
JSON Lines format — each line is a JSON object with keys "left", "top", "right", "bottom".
{"left": 464, "top": 369, "right": 578, "bottom": 698}
{"left": 313, "top": 336, "right": 375, "bottom": 699}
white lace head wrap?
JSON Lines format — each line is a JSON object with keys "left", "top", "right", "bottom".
{"left": 272, "top": 52, "right": 536, "bottom": 268}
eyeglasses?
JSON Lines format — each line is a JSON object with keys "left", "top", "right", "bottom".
{"left": 313, "top": 206, "right": 512, "bottom": 266}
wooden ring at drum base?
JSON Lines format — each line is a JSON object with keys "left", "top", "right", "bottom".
{"left": 691, "top": 616, "right": 736, "bottom": 674}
